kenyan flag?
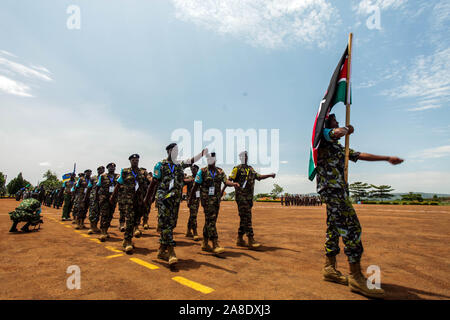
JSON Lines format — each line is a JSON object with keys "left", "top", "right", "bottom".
{"left": 308, "top": 45, "right": 351, "bottom": 181}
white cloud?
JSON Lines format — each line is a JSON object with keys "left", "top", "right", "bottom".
{"left": 0, "top": 75, "right": 33, "bottom": 97}
{"left": 411, "top": 145, "right": 450, "bottom": 160}
{"left": 0, "top": 102, "right": 164, "bottom": 185}
{"left": 354, "top": 0, "right": 407, "bottom": 14}
{"left": 351, "top": 171, "right": 450, "bottom": 193}
{"left": 0, "top": 50, "right": 52, "bottom": 97}
{"left": 382, "top": 48, "right": 450, "bottom": 111}
{"left": 171, "top": 0, "right": 340, "bottom": 49}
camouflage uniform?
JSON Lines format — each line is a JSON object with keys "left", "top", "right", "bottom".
{"left": 186, "top": 176, "right": 200, "bottom": 231}
{"left": 9, "top": 198, "right": 42, "bottom": 231}
{"left": 117, "top": 184, "right": 126, "bottom": 227}
{"left": 317, "top": 128, "right": 362, "bottom": 263}
{"left": 97, "top": 172, "right": 119, "bottom": 229}
{"left": 195, "top": 167, "right": 227, "bottom": 241}
{"left": 72, "top": 176, "right": 91, "bottom": 221}
{"left": 229, "top": 164, "right": 261, "bottom": 237}
{"left": 139, "top": 168, "right": 151, "bottom": 227}
{"left": 153, "top": 159, "right": 189, "bottom": 246}
{"left": 61, "top": 180, "right": 75, "bottom": 220}
{"left": 117, "top": 168, "right": 147, "bottom": 241}
{"left": 88, "top": 176, "right": 100, "bottom": 224}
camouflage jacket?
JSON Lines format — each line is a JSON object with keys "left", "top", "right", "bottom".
{"left": 316, "top": 128, "right": 360, "bottom": 194}
{"left": 153, "top": 159, "right": 189, "bottom": 203}
{"left": 97, "top": 173, "right": 120, "bottom": 198}
{"left": 9, "top": 198, "right": 42, "bottom": 223}
{"left": 74, "top": 176, "right": 91, "bottom": 197}
{"left": 195, "top": 166, "right": 227, "bottom": 207}
{"left": 186, "top": 175, "right": 200, "bottom": 205}
{"left": 117, "top": 167, "right": 147, "bottom": 203}
{"left": 88, "top": 176, "right": 99, "bottom": 201}
{"left": 62, "top": 180, "right": 75, "bottom": 195}
{"left": 229, "top": 164, "right": 261, "bottom": 201}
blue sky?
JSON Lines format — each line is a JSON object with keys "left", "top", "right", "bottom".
{"left": 0, "top": 0, "right": 449, "bottom": 194}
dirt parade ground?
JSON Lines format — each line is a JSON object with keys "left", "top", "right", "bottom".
{"left": 0, "top": 199, "right": 449, "bottom": 300}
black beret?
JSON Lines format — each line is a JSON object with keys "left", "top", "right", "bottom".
{"left": 84, "top": 169, "right": 92, "bottom": 173}
{"left": 106, "top": 163, "right": 116, "bottom": 168}
{"left": 166, "top": 143, "right": 177, "bottom": 151}
{"left": 97, "top": 166, "right": 105, "bottom": 171}
{"left": 129, "top": 154, "right": 140, "bottom": 160}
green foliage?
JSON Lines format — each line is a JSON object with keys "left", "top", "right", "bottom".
{"left": 6, "top": 172, "right": 31, "bottom": 195}
{"left": 349, "top": 181, "right": 371, "bottom": 201}
{"left": 40, "top": 170, "right": 61, "bottom": 191}
{"left": 270, "top": 184, "right": 284, "bottom": 199}
{"left": 401, "top": 192, "right": 423, "bottom": 202}
{"left": 0, "top": 172, "right": 6, "bottom": 196}
{"left": 369, "top": 184, "right": 395, "bottom": 199}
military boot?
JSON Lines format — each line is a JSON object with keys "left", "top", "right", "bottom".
{"left": 99, "top": 228, "right": 108, "bottom": 242}
{"left": 123, "top": 239, "right": 133, "bottom": 254}
{"left": 157, "top": 244, "right": 168, "bottom": 260}
{"left": 348, "top": 262, "right": 385, "bottom": 299}
{"left": 21, "top": 222, "right": 31, "bottom": 232}
{"left": 322, "top": 255, "right": 348, "bottom": 285}
{"left": 75, "top": 219, "right": 81, "bottom": 230}
{"left": 185, "top": 228, "right": 193, "bottom": 238}
{"left": 201, "top": 238, "right": 213, "bottom": 252}
{"left": 9, "top": 221, "right": 19, "bottom": 233}
{"left": 80, "top": 219, "right": 86, "bottom": 229}
{"left": 167, "top": 246, "right": 178, "bottom": 265}
{"left": 119, "top": 221, "right": 125, "bottom": 232}
{"left": 247, "top": 236, "right": 261, "bottom": 249}
{"left": 143, "top": 218, "right": 149, "bottom": 230}
{"left": 236, "top": 234, "right": 247, "bottom": 247}
{"left": 192, "top": 229, "right": 200, "bottom": 241}
{"left": 72, "top": 218, "right": 77, "bottom": 224}
{"left": 88, "top": 221, "right": 100, "bottom": 234}
{"left": 212, "top": 239, "right": 225, "bottom": 254}
{"left": 134, "top": 226, "right": 142, "bottom": 238}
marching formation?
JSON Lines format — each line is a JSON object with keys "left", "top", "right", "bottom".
{"left": 280, "top": 194, "right": 322, "bottom": 206}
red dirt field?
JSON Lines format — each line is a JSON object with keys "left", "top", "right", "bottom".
{"left": 0, "top": 199, "right": 449, "bottom": 300}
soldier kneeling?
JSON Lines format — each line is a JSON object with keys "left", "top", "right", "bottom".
{"left": 8, "top": 197, "right": 43, "bottom": 233}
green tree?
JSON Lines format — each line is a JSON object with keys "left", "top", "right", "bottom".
{"left": 0, "top": 172, "right": 6, "bottom": 196}
{"left": 40, "top": 170, "right": 61, "bottom": 191}
{"left": 349, "top": 181, "right": 371, "bottom": 202}
{"left": 270, "top": 184, "right": 284, "bottom": 199}
{"left": 254, "top": 193, "right": 271, "bottom": 200}
{"left": 369, "top": 185, "right": 395, "bottom": 200}
{"left": 401, "top": 192, "right": 423, "bottom": 202}
{"left": 6, "top": 172, "right": 31, "bottom": 195}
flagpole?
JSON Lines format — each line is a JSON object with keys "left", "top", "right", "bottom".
{"left": 344, "top": 32, "right": 353, "bottom": 183}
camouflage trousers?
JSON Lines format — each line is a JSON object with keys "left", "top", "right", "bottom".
{"left": 187, "top": 199, "right": 200, "bottom": 230}
{"left": 73, "top": 194, "right": 88, "bottom": 220}
{"left": 99, "top": 196, "right": 117, "bottom": 229}
{"left": 118, "top": 201, "right": 126, "bottom": 224}
{"left": 157, "top": 197, "right": 180, "bottom": 247}
{"left": 322, "top": 190, "right": 363, "bottom": 263}
{"left": 62, "top": 194, "right": 73, "bottom": 219}
{"left": 141, "top": 203, "right": 151, "bottom": 225}
{"left": 88, "top": 197, "right": 100, "bottom": 223}
{"left": 202, "top": 201, "right": 220, "bottom": 240}
{"left": 123, "top": 199, "right": 146, "bottom": 241}
{"left": 236, "top": 199, "right": 254, "bottom": 237}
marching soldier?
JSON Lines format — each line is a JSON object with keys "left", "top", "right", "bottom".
{"left": 146, "top": 144, "right": 207, "bottom": 265}
{"left": 110, "top": 154, "right": 147, "bottom": 254}
{"left": 317, "top": 113, "right": 403, "bottom": 298}
{"left": 60, "top": 173, "right": 75, "bottom": 221}
{"left": 189, "top": 152, "right": 239, "bottom": 255}
{"left": 97, "top": 163, "right": 119, "bottom": 242}
{"left": 73, "top": 170, "right": 92, "bottom": 229}
{"left": 87, "top": 166, "right": 105, "bottom": 234}
{"left": 185, "top": 165, "right": 200, "bottom": 241}
{"left": 224, "top": 151, "right": 275, "bottom": 249}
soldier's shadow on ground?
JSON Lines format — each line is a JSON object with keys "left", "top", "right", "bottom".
{"left": 214, "top": 248, "right": 259, "bottom": 261}
{"left": 140, "top": 233, "right": 160, "bottom": 239}
{"left": 155, "top": 258, "right": 238, "bottom": 274}
{"left": 175, "top": 240, "right": 200, "bottom": 248}
{"left": 257, "top": 245, "right": 301, "bottom": 253}
{"left": 130, "top": 246, "right": 156, "bottom": 256}
{"left": 382, "top": 283, "right": 450, "bottom": 300}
